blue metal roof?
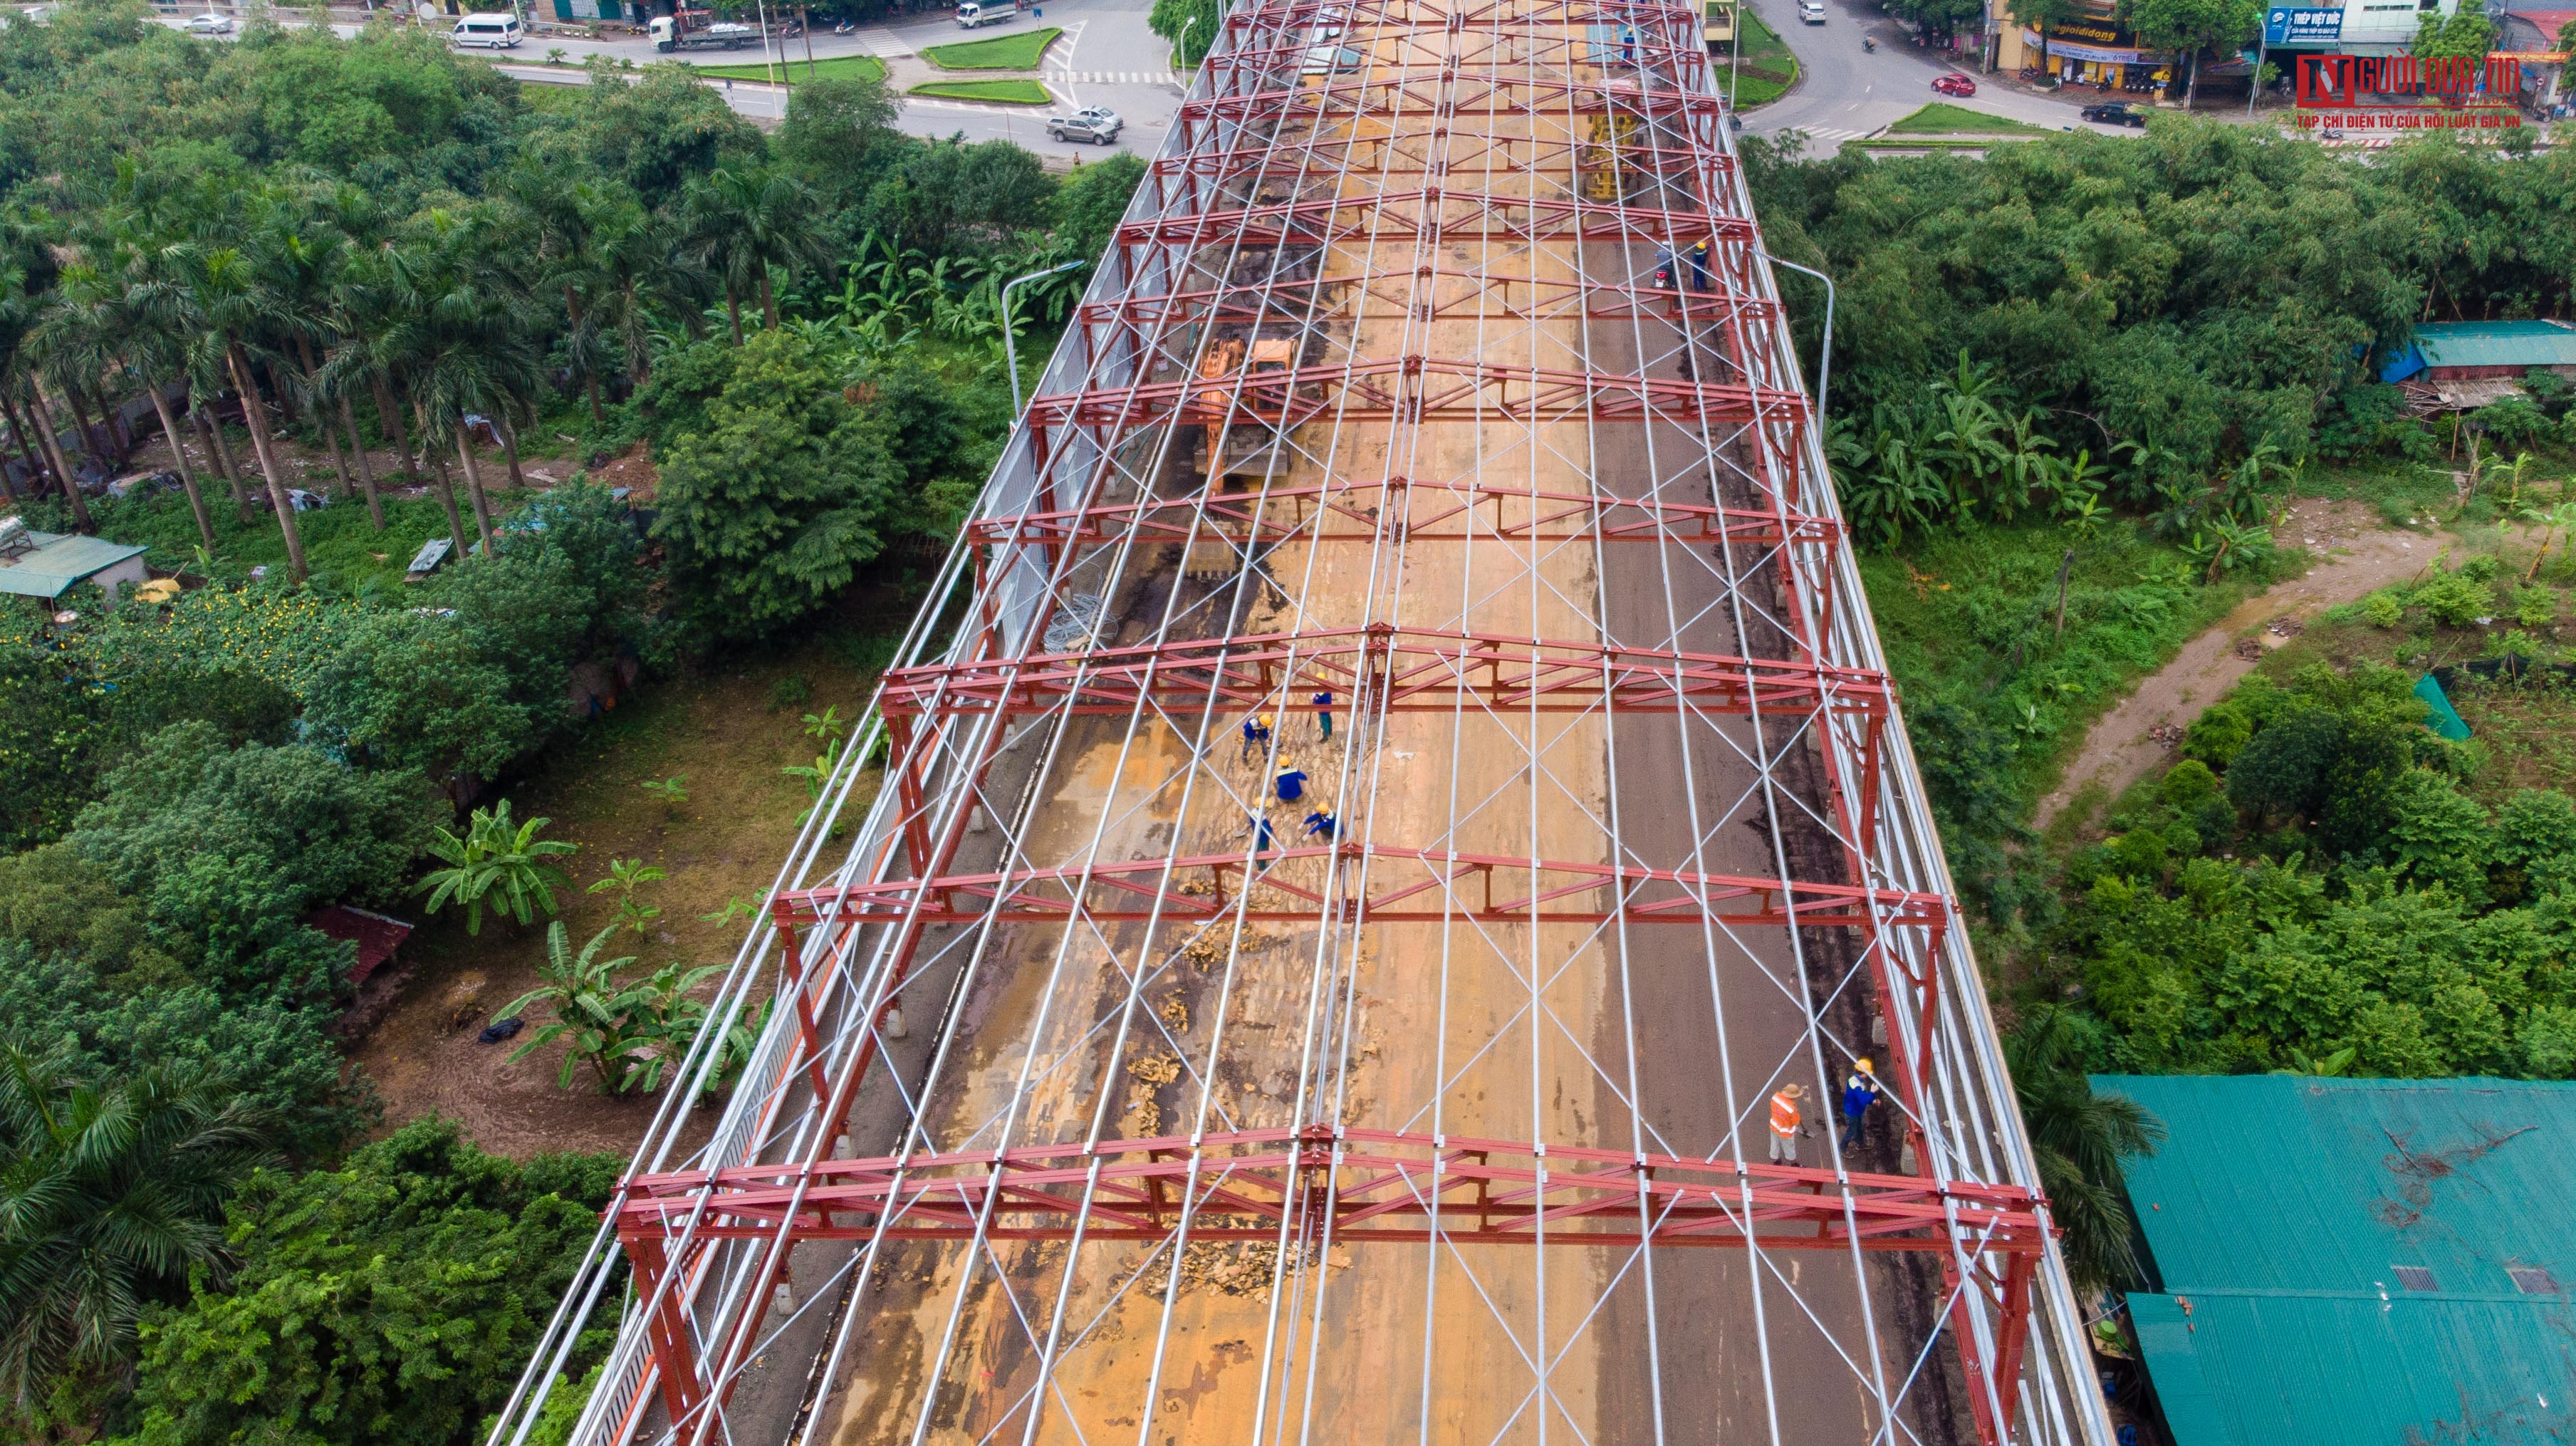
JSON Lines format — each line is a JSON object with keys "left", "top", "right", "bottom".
{"left": 2382, "top": 321, "right": 2576, "bottom": 383}
{"left": 2095, "top": 1076, "right": 2576, "bottom": 1446}
{"left": 0, "top": 528, "right": 149, "bottom": 600}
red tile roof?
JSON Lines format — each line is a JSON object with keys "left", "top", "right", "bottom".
{"left": 305, "top": 905, "right": 414, "bottom": 987}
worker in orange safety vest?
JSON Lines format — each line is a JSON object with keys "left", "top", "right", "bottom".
{"left": 1768, "top": 1082, "right": 1806, "bottom": 1165}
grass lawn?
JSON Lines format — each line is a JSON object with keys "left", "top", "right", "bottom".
{"left": 919, "top": 24, "right": 1061, "bottom": 70}
{"left": 352, "top": 628, "right": 895, "bottom": 1158}
{"left": 1886, "top": 101, "right": 2046, "bottom": 135}
{"left": 1714, "top": 10, "right": 1798, "bottom": 107}
{"left": 1860, "top": 521, "right": 2265, "bottom": 812}
{"left": 513, "top": 79, "right": 588, "bottom": 115}
{"left": 76, "top": 485, "right": 460, "bottom": 593}
{"left": 909, "top": 78, "right": 1053, "bottom": 103}
{"left": 693, "top": 53, "right": 885, "bottom": 84}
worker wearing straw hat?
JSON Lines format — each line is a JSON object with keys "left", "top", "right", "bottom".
{"left": 1768, "top": 1083, "right": 1806, "bottom": 1165}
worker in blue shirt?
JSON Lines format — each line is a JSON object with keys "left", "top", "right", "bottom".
{"left": 1240, "top": 712, "right": 1273, "bottom": 764}
{"left": 1303, "top": 808, "right": 1337, "bottom": 841}
{"left": 1273, "top": 757, "right": 1308, "bottom": 803}
{"left": 1840, "top": 1059, "right": 1882, "bottom": 1150}
{"left": 1688, "top": 238, "right": 1711, "bottom": 293}
{"left": 1313, "top": 687, "right": 1334, "bottom": 739}
{"left": 1248, "top": 813, "right": 1278, "bottom": 870}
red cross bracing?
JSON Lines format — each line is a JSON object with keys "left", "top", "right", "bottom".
{"left": 489, "top": 4, "right": 2115, "bottom": 1445}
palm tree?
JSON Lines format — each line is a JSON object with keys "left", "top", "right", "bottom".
{"left": 35, "top": 251, "right": 218, "bottom": 549}
{"left": 370, "top": 212, "right": 541, "bottom": 551}
{"left": 175, "top": 238, "right": 310, "bottom": 580}
{"left": 0, "top": 1039, "right": 276, "bottom": 1405}
{"left": 683, "top": 165, "right": 825, "bottom": 342}
{"left": 2006, "top": 1007, "right": 2164, "bottom": 1294}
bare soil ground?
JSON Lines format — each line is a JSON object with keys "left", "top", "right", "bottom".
{"left": 350, "top": 641, "right": 884, "bottom": 1160}
{"left": 2036, "top": 498, "right": 2448, "bottom": 835}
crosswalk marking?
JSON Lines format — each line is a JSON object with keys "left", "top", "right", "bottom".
{"left": 1048, "top": 69, "right": 1184, "bottom": 85}
{"left": 850, "top": 30, "right": 913, "bottom": 58}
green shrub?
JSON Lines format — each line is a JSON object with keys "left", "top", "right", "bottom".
{"left": 2515, "top": 584, "right": 2558, "bottom": 628}
{"left": 2361, "top": 588, "right": 2406, "bottom": 628}
{"left": 2411, "top": 568, "right": 2494, "bottom": 628}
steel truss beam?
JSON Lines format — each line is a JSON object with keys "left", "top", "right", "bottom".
{"left": 964, "top": 477, "right": 1836, "bottom": 553}
{"left": 1026, "top": 355, "right": 1811, "bottom": 438}
{"left": 767, "top": 843, "right": 1949, "bottom": 932}
{"left": 617, "top": 1128, "right": 2039, "bottom": 1430}
{"left": 616, "top": 1126, "right": 2046, "bottom": 1248}
{"left": 878, "top": 625, "right": 1891, "bottom": 722}
{"left": 1111, "top": 189, "right": 1757, "bottom": 250}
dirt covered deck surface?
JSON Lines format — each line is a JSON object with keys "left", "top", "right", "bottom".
{"left": 788, "top": 12, "right": 1966, "bottom": 1446}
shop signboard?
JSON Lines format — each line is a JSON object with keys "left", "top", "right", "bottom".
{"left": 2262, "top": 6, "right": 2342, "bottom": 46}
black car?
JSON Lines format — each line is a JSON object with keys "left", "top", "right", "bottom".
{"left": 2080, "top": 101, "right": 2149, "bottom": 127}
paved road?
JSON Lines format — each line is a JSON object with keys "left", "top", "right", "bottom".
{"left": 1735, "top": 0, "right": 2140, "bottom": 150}
{"left": 156, "top": 0, "right": 1183, "bottom": 160}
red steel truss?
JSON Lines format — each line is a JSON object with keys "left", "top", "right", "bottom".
{"left": 486, "top": 0, "right": 2113, "bottom": 1442}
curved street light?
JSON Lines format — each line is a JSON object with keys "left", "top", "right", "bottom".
{"left": 1002, "top": 259, "right": 1088, "bottom": 418}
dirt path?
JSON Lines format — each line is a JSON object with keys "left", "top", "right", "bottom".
{"left": 2035, "top": 499, "right": 2448, "bottom": 833}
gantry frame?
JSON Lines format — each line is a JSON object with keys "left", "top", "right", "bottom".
{"left": 485, "top": 2, "right": 2115, "bottom": 1444}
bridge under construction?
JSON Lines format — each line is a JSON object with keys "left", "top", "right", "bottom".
{"left": 488, "top": 2, "right": 2113, "bottom": 1443}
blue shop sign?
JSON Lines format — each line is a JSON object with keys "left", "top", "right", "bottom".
{"left": 2263, "top": 6, "right": 2343, "bottom": 45}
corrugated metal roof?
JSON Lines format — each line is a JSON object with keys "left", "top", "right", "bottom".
{"left": 0, "top": 529, "right": 149, "bottom": 600}
{"left": 2098, "top": 1075, "right": 2576, "bottom": 1296}
{"left": 2097, "top": 1076, "right": 2576, "bottom": 1446}
{"left": 2127, "top": 1292, "right": 2575, "bottom": 1446}
{"left": 2413, "top": 320, "right": 2576, "bottom": 373}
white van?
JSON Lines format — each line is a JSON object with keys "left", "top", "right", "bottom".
{"left": 450, "top": 11, "right": 524, "bottom": 47}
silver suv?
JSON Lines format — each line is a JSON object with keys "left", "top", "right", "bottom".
{"left": 1047, "top": 106, "right": 1123, "bottom": 144}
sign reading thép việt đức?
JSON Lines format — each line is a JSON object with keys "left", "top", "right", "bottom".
{"left": 2263, "top": 7, "right": 2342, "bottom": 46}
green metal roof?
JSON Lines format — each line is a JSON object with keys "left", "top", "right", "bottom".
{"left": 2095, "top": 1076, "right": 2576, "bottom": 1446}
{"left": 0, "top": 529, "right": 148, "bottom": 600}
{"left": 2413, "top": 320, "right": 2576, "bottom": 371}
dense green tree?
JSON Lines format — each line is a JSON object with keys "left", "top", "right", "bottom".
{"left": 2119, "top": 0, "right": 2260, "bottom": 107}
{"left": 651, "top": 331, "right": 904, "bottom": 633}
{"left": 0, "top": 641, "right": 109, "bottom": 851}
{"left": 0, "top": 845, "right": 179, "bottom": 989}
{"left": 0, "top": 943, "right": 371, "bottom": 1159}
{"left": 300, "top": 610, "right": 538, "bottom": 779}
{"left": 118, "top": 1119, "right": 616, "bottom": 1446}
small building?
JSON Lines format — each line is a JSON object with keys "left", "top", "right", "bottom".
{"left": 2498, "top": 9, "right": 2571, "bottom": 110}
{"left": 2381, "top": 319, "right": 2576, "bottom": 411}
{"left": 0, "top": 519, "right": 150, "bottom": 603}
{"left": 304, "top": 905, "right": 416, "bottom": 990}
{"left": 2098, "top": 1074, "right": 2576, "bottom": 1446}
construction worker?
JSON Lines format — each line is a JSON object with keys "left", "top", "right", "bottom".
{"left": 1273, "top": 756, "right": 1308, "bottom": 803}
{"left": 1688, "top": 237, "right": 1711, "bottom": 293}
{"left": 1241, "top": 712, "right": 1273, "bottom": 763}
{"left": 1620, "top": 23, "right": 1637, "bottom": 63}
{"left": 1303, "top": 808, "right": 1338, "bottom": 841}
{"left": 1768, "top": 1082, "right": 1805, "bottom": 1165}
{"left": 1249, "top": 813, "right": 1278, "bottom": 870}
{"left": 1313, "top": 687, "right": 1334, "bottom": 739}
{"left": 1841, "top": 1059, "right": 1882, "bottom": 1150}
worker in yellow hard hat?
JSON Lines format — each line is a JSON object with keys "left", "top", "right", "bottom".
{"left": 1273, "top": 756, "right": 1308, "bottom": 803}
{"left": 1840, "top": 1059, "right": 1882, "bottom": 1152}
{"left": 1240, "top": 712, "right": 1274, "bottom": 764}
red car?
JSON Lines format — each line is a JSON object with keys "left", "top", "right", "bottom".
{"left": 1931, "top": 73, "right": 1977, "bottom": 96}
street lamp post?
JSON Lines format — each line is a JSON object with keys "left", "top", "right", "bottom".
{"left": 1002, "top": 260, "right": 1088, "bottom": 419}
{"left": 1760, "top": 251, "right": 1836, "bottom": 422}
